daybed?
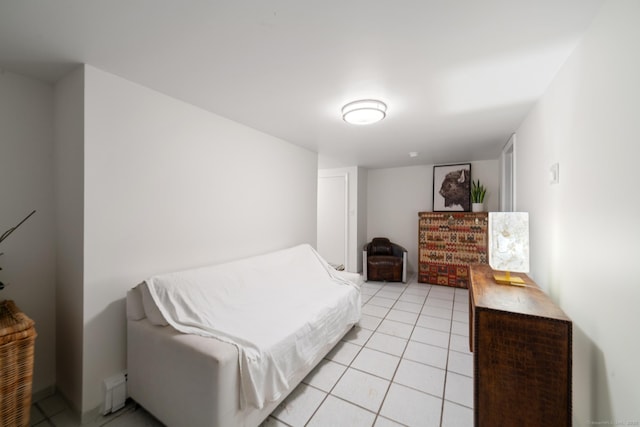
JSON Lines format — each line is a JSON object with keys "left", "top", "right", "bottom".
{"left": 126, "top": 244, "right": 361, "bottom": 427}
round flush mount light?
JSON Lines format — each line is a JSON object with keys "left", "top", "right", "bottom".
{"left": 342, "top": 99, "right": 387, "bottom": 125}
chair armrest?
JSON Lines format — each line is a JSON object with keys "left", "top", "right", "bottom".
{"left": 362, "top": 249, "right": 368, "bottom": 281}
{"left": 390, "top": 243, "right": 408, "bottom": 258}
{"left": 402, "top": 251, "right": 407, "bottom": 283}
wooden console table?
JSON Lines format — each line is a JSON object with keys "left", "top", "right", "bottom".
{"left": 469, "top": 264, "right": 572, "bottom": 427}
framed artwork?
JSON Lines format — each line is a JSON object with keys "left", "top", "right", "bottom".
{"left": 433, "top": 163, "right": 472, "bottom": 212}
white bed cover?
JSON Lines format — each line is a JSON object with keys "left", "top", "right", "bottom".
{"left": 145, "top": 244, "right": 361, "bottom": 409}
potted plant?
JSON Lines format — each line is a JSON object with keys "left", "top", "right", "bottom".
{"left": 0, "top": 210, "right": 36, "bottom": 291}
{"left": 471, "top": 180, "right": 487, "bottom": 212}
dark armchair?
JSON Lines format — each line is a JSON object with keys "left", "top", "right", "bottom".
{"left": 363, "top": 237, "right": 408, "bottom": 283}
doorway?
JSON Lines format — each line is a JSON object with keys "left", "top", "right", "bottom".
{"left": 500, "top": 133, "right": 516, "bottom": 212}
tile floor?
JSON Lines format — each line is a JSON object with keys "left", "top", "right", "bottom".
{"left": 32, "top": 275, "right": 474, "bottom": 427}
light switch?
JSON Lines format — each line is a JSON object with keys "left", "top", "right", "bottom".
{"left": 549, "top": 163, "right": 559, "bottom": 185}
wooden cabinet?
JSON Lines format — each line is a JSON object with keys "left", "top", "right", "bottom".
{"left": 418, "top": 212, "right": 488, "bottom": 288}
{"left": 469, "top": 264, "right": 572, "bottom": 427}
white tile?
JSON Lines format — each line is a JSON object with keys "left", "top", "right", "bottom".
{"left": 385, "top": 309, "right": 419, "bottom": 325}
{"left": 38, "top": 393, "right": 69, "bottom": 417}
{"left": 428, "top": 287, "right": 455, "bottom": 300}
{"left": 365, "top": 332, "right": 407, "bottom": 357}
{"left": 351, "top": 348, "right": 400, "bottom": 380}
{"left": 303, "top": 359, "right": 347, "bottom": 392}
{"left": 398, "top": 293, "right": 426, "bottom": 304}
{"left": 377, "top": 289, "right": 403, "bottom": 299}
{"left": 403, "top": 291, "right": 430, "bottom": 299}
{"left": 362, "top": 304, "right": 391, "bottom": 318}
{"left": 452, "top": 310, "right": 469, "bottom": 324}
{"left": 416, "top": 315, "right": 451, "bottom": 333}
{"left": 361, "top": 287, "right": 378, "bottom": 296}
{"left": 376, "top": 319, "right": 414, "bottom": 339}
{"left": 393, "top": 359, "right": 446, "bottom": 398}
{"left": 382, "top": 283, "right": 406, "bottom": 291}
{"left": 454, "top": 288, "right": 469, "bottom": 298}
{"left": 271, "top": 383, "right": 327, "bottom": 426}
{"left": 441, "top": 400, "right": 474, "bottom": 427}
{"left": 49, "top": 410, "right": 82, "bottom": 427}
{"left": 421, "top": 305, "right": 452, "bottom": 320}
{"left": 451, "top": 321, "right": 469, "bottom": 337}
{"left": 447, "top": 350, "right": 473, "bottom": 378}
{"left": 98, "top": 409, "right": 163, "bottom": 427}
{"left": 453, "top": 301, "right": 469, "bottom": 313}
{"left": 403, "top": 340, "right": 448, "bottom": 369}
{"left": 30, "top": 405, "right": 46, "bottom": 424}
{"left": 326, "top": 341, "right": 361, "bottom": 366}
{"left": 424, "top": 297, "right": 454, "bottom": 310}
{"left": 404, "top": 286, "right": 431, "bottom": 297}
{"left": 359, "top": 314, "right": 383, "bottom": 330}
{"left": 392, "top": 301, "right": 422, "bottom": 314}
{"left": 307, "top": 395, "right": 376, "bottom": 427}
{"left": 343, "top": 326, "right": 374, "bottom": 346}
{"left": 332, "top": 368, "right": 390, "bottom": 412}
{"left": 374, "top": 416, "right": 406, "bottom": 427}
{"left": 449, "top": 334, "right": 471, "bottom": 353}
{"left": 379, "top": 383, "right": 442, "bottom": 427}
{"left": 260, "top": 416, "right": 291, "bottom": 427}
{"left": 445, "top": 372, "right": 474, "bottom": 408}
{"left": 411, "top": 326, "right": 450, "bottom": 349}
{"left": 362, "top": 282, "right": 384, "bottom": 290}
{"left": 368, "top": 296, "right": 396, "bottom": 309}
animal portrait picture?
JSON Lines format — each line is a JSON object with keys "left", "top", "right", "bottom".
{"left": 433, "top": 163, "right": 472, "bottom": 212}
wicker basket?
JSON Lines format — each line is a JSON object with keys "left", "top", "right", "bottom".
{"left": 0, "top": 300, "right": 37, "bottom": 427}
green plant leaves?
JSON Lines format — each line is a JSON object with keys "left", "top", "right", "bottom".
{"left": 471, "top": 179, "right": 487, "bottom": 203}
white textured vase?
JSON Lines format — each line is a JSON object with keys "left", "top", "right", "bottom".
{"left": 472, "top": 202, "right": 484, "bottom": 213}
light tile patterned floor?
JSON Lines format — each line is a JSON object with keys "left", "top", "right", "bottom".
{"left": 34, "top": 275, "right": 473, "bottom": 427}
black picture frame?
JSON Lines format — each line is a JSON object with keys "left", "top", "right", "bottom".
{"left": 433, "top": 163, "right": 472, "bottom": 212}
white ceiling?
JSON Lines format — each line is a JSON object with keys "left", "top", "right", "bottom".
{"left": 0, "top": 0, "right": 603, "bottom": 169}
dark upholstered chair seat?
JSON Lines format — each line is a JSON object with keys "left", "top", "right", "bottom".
{"left": 363, "top": 237, "right": 407, "bottom": 283}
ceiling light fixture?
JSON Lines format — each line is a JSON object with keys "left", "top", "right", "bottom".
{"left": 342, "top": 99, "right": 387, "bottom": 125}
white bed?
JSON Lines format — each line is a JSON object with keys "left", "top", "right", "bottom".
{"left": 126, "top": 244, "right": 361, "bottom": 427}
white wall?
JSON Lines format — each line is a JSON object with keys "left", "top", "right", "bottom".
{"left": 356, "top": 167, "right": 368, "bottom": 272}
{"left": 317, "top": 173, "right": 348, "bottom": 267}
{"left": 53, "top": 66, "right": 85, "bottom": 410}
{"left": 54, "top": 65, "right": 319, "bottom": 416}
{"left": 515, "top": 0, "right": 639, "bottom": 423}
{"left": 367, "top": 160, "right": 499, "bottom": 274}
{"left": 0, "top": 71, "right": 57, "bottom": 394}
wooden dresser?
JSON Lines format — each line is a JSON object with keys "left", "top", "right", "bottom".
{"left": 469, "top": 264, "right": 572, "bottom": 427}
{"left": 418, "top": 212, "right": 488, "bottom": 288}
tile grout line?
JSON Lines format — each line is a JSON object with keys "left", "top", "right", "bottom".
{"left": 438, "top": 288, "right": 458, "bottom": 427}
{"left": 371, "top": 278, "right": 435, "bottom": 426}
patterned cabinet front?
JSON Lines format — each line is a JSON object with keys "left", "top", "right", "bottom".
{"left": 418, "top": 212, "right": 488, "bottom": 288}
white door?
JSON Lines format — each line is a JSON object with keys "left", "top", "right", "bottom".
{"left": 317, "top": 174, "right": 348, "bottom": 267}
